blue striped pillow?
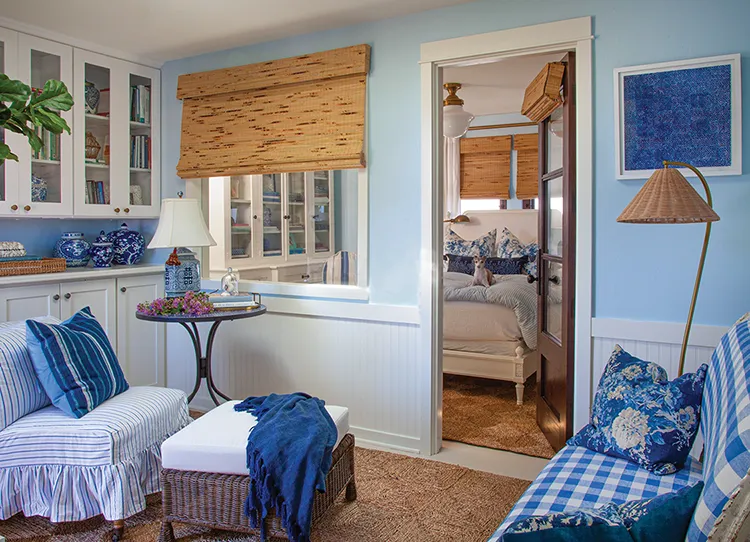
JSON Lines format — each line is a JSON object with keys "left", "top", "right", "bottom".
{"left": 26, "top": 307, "right": 128, "bottom": 418}
{"left": 0, "top": 320, "right": 53, "bottom": 431}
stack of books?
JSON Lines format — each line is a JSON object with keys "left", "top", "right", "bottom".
{"left": 85, "top": 180, "right": 108, "bottom": 204}
{"left": 130, "top": 135, "right": 151, "bottom": 169}
{"left": 209, "top": 293, "right": 260, "bottom": 311}
{"left": 32, "top": 125, "right": 61, "bottom": 161}
{"left": 130, "top": 85, "right": 151, "bottom": 124}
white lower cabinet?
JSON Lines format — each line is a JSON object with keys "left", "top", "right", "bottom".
{"left": 0, "top": 273, "right": 164, "bottom": 387}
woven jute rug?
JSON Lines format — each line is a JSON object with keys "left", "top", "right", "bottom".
{"left": 0, "top": 447, "right": 529, "bottom": 542}
{"left": 443, "top": 374, "right": 556, "bottom": 459}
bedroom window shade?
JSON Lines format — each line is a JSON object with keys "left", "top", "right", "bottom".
{"left": 176, "top": 44, "right": 370, "bottom": 178}
{"left": 459, "top": 136, "right": 511, "bottom": 199}
{"left": 514, "top": 133, "right": 539, "bottom": 200}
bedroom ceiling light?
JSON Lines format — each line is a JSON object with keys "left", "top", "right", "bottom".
{"left": 443, "top": 83, "right": 474, "bottom": 138}
{"left": 617, "top": 161, "right": 719, "bottom": 376}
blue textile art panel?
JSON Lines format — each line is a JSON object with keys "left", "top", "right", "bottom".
{"left": 623, "top": 64, "right": 731, "bottom": 171}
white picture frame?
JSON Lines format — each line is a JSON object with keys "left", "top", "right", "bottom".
{"left": 614, "top": 53, "right": 742, "bottom": 180}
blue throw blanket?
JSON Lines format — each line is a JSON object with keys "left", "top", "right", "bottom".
{"left": 234, "top": 393, "right": 337, "bottom": 542}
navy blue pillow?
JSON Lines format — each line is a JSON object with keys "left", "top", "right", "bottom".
{"left": 26, "top": 307, "right": 129, "bottom": 418}
{"left": 569, "top": 346, "right": 707, "bottom": 475}
{"left": 445, "top": 254, "right": 528, "bottom": 276}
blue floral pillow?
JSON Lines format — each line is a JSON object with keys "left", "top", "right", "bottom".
{"left": 569, "top": 346, "right": 707, "bottom": 475}
{"left": 444, "top": 228, "right": 496, "bottom": 257}
{"left": 497, "top": 227, "right": 538, "bottom": 276}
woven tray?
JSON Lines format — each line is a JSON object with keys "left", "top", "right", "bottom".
{"left": 0, "top": 258, "right": 66, "bottom": 277}
{"left": 159, "top": 433, "right": 357, "bottom": 542}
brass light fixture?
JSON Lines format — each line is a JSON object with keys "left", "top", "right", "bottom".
{"left": 618, "top": 161, "right": 720, "bottom": 376}
{"left": 443, "top": 214, "right": 471, "bottom": 224}
{"left": 443, "top": 83, "right": 474, "bottom": 139}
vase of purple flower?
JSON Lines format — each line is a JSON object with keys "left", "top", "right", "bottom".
{"left": 137, "top": 291, "right": 213, "bottom": 317}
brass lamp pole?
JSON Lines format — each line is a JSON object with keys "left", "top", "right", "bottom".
{"left": 618, "top": 160, "right": 720, "bottom": 376}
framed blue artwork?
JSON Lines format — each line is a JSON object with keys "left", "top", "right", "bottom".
{"left": 614, "top": 54, "right": 741, "bottom": 179}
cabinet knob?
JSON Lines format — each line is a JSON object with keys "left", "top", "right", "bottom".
{"left": 124, "top": 207, "right": 130, "bottom": 213}
{"left": 114, "top": 208, "right": 120, "bottom": 213}
{"left": 283, "top": 214, "right": 290, "bottom": 220}
{"left": 10, "top": 204, "right": 18, "bottom": 211}
{"left": 64, "top": 293, "right": 71, "bottom": 300}
{"left": 23, "top": 205, "right": 31, "bottom": 212}
{"left": 253, "top": 215, "right": 258, "bottom": 220}
{"left": 53, "top": 294, "right": 60, "bottom": 301}
{"left": 120, "top": 287, "right": 127, "bottom": 293}
{"left": 312, "top": 214, "right": 319, "bottom": 220}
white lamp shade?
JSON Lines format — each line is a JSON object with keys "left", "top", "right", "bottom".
{"left": 443, "top": 105, "right": 474, "bottom": 139}
{"left": 148, "top": 198, "right": 217, "bottom": 249}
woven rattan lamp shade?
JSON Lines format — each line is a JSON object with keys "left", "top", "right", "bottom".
{"left": 459, "top": 136, "right": 511, "bottom": 199}
{"left": 176, "top": 45, "right": 370, "bottom": 178}
{"left": 618, "top": 167, "right": 719, "bottom": 223}
{"left": 514, "top": 133, "right": 539, "bottom": 200}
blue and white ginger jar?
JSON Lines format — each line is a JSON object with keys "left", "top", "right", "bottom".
{"left": 107, "top": 223, "right": 145, "bottom": 265}
{"left": 165, "top": 247, "right": 201, "bottom": 298}
{"left": 31, "top": 174, "right": 47, "bottom": 202}
{"left": 54, "top": 232, "right": 90, "bottom": 268}
{"left": 90, "top": 230, "right": 115, "bottom": 268}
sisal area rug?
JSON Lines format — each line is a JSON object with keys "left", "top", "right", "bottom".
{"left": 0, "top": 447, "right": 529, "bottom": 542}
{"left": 443, "top": 374, "right": 555, "bottom": 459}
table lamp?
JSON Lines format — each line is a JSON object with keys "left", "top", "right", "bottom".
{"left": 618, "top": 161, "right": 720, "bottom": 376}
{"left": 148, "top": 193, "right": 217, "bottom": 297}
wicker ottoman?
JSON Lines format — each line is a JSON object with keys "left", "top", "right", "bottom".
{"left": 159, "top": 401, "right": 356, "bottom": 541}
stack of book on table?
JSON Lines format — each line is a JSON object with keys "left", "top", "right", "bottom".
{"left": 209, "top": 293, "right": 260, "bottom": 311}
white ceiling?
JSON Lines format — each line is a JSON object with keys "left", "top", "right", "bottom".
{"left": 1, "top": 0, "right": 474, "bottom": 63}
{"left": 443, "top": 52, "right": 565, "bottom": 117}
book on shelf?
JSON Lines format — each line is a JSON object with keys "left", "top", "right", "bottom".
{"left": 32, "top": 125, "right": 61, "bottom": 161}
{"left": 85, "top": 180, "right": 108, "bottom": 204}
{"left": 130, "top": 84, "right": 151, "bottom": 124}
{"left": 130, "top": 134, "right": 151, "bottom": 169}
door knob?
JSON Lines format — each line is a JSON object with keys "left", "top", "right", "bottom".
{"left": 549, "top": 275, "right": 561, "bottom": 285}
{"left": 64, "top": 293, "right": 71, "bottom": 300}
{"left": 23, "top": 205, "right": 31, "bottom": 212}
{"left": 114, "top": 208, "right": 120, "bottom": 213}
{"left": 120, "top": 287, "right": 127, "bottom": 293}
{"left": 53, "top": 294, "right": 60, "bottom": 301}
{"left": 10, "top": 204, "right": 18, "bottom": 211}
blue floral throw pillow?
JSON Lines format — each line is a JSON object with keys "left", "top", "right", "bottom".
{"left": 497, "top": 227, "right": 538, "bottom": 277}
{"left": 444, "top": 228, "right": 496, "bottom": 257}
{"left": 569, "top": 345, "right": 707, "bottom": 475}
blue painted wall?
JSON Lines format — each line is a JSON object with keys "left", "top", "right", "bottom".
{"left": 161, "top": 0, "right": 750, "bottom": 326}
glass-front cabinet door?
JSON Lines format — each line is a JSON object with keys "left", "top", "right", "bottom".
{"left": 258, "top": 173, "right": 283, "bottom": 259}
{"left": 0, "top": 28, "right": 19, "bottom": 216}
{"left": 229, "top": 176, "right": 253, "bottom": 261}
{"left": 311, "top": 171, "right": 334, "bottom": 256}
{"left": 17, "top": 34, "right": 73, "bottom": 217}
{"left": 286, "top": 172, "right": 307, "bottom": 257}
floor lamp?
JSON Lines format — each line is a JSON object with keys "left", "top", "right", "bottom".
{"left": 617, "top": 161, "right": 720, "bottom": 376}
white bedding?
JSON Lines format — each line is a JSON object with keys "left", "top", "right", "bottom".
{"left": 443, "top": 301, "right": 523, "bottom": 343}
{"left": 443, "top": 339, "right": 527, "bottom": 357}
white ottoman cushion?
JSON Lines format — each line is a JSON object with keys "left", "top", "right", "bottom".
{"left": 161, "top": 400, "right": 350, "bottom": 476}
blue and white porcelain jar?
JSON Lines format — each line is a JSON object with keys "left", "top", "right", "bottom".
{"left": 90, "top": 230, "right": 115, "bottom": 268}
{"left": 31, "top": 174, "right": 47, "bottom": 202}
{"left": 54, "top": 232, "right": 91, "bottom": 268}
{"left": 106, "top": 223, "right": 145, "bottom": 265}
{"left": 164, "top": 247, "right": 201, "bottom": 297}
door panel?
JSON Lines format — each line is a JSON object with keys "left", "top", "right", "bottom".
{"left": 0, "top": 284, "right": 61, "bottom": 322}
{"left": 536, "top": 52, "right": 576, "bottom": 452}
{"left": 60, "top": 279, "right": 116, "bottom": 343}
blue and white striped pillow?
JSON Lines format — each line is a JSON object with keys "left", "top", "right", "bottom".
{"left": 0, "top": 319, "right": 53, "bottom": 431}
{"left": 26, "top": 307, "right": 128, "bottom": 418}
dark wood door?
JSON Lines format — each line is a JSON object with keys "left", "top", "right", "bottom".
{"left": 536, "top": 52, "right": 576, "bottom": 452}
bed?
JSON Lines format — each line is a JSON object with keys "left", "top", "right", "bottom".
{"left": 443, "top": 210, "right": 539, "bottom": 405}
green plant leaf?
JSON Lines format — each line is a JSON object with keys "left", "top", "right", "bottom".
{"left": 22, "top": 125, "right": 43, "bottom": 153}
{"left": 0, "top": 104, "right": 10, "bottom": 125}
{"left": 0, "top": 142, "right": 18, "bottom": 162}
{"left": 0, "top": 74, "right": 30, "bottom": 104}
{"left": 29, "top": 80, "right": 73, "bottom": 112}
{"left": 31, "top": 107, "right": 71, "bottom": 135}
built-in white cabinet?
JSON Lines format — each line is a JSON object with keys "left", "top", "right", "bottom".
{"left": 0, "top": 25, "right": 160, "bottom": 219}
{"left": 209, "top": 171, "right": 335, "bottom": 276}
{"left": 0, "top": 273, "right": 164, "bottom": 387}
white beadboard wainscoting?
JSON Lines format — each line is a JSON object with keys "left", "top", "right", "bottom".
{"left": 166, "top": 305, "right": 423, "bottom": 453}
{"left": 591, "top": 317, "right": 727, "bottom": 382}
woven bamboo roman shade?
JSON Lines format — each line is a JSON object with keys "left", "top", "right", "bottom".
{"left": 176, "top": 44, "right": 370, "bottom": 178}
{"left": 459, "top": 136, "right": 511, "bottom": 199}
{"left": 514, "top": 133, "right": 539, "bottom": 200}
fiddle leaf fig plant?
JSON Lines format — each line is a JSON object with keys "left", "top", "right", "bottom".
{"left": 0, "top": 74, "right": 73, "bottom": 164}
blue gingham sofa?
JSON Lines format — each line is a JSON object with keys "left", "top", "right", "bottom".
{"left": 0, "top": 318, "right": 191, "bottom": 531}
{"left": 489, "top": 314, "right": 750, "bottom": 542}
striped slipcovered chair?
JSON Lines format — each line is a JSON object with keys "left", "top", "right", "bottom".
{"left": 322, "top": 250, "right": 357, "bottom": 285}
{"left": 0, "top": 319, "right": 190, "bottom": 541}
{"left": 488, "top": 313, "right": 750, "bottom": 542}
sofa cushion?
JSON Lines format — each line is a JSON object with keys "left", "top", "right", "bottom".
{"left": 0, "top": 319, "right": 55, "bottom": 432}
{"left": 0, "top": 386, "right": 189, "bottom": 467}
{"left": 26, "top": 307, "right": 128, "bottom": 418}
{"left": 501, "top": 503, "right": 632, "bottom": 541}
{"left": 487, "top": 445, "right": 703, "bottom": 541}
{"left": 570, "top": 345, "right": 707, "bottom": 475}
{"left": 689, "top": 313, "right": 750, "bottom": 541}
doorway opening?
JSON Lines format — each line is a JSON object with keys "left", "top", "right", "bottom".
{"left": 419, "top": 17, "right": 594, "bottom": 460}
